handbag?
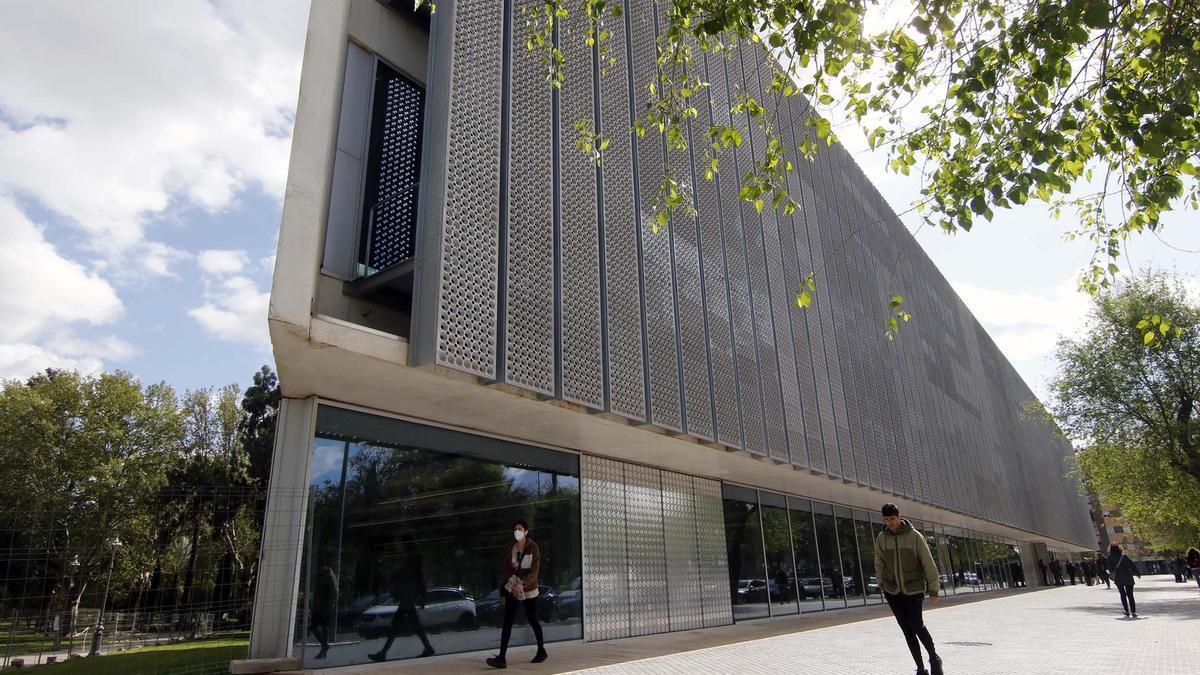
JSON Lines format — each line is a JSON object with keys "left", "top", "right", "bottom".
{"left": 504, "top": 574, "right": 526, "bottom": 600}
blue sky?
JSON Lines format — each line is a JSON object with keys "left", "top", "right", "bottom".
{"left": 0, "top": 1, "right": 1196, "bottom": 399}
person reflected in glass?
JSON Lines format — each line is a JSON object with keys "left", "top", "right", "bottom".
{"left": 310, "top": 562, "right": 336, "bottom": 659}
{"left": 368, "top": 534, "right": 435, "bottom": 662}
{"left": 486, "top": 519, "right": 546, "bottom": 669}
{"left": 874, "top": 503, "right": 942, "bottom": 675}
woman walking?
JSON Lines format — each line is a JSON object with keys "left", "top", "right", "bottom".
{"left": 1187, "top": 547, "right": 1200, "bottom": 591}
{"left": 486, "top": 519, "right": 547, "bottom": 669}
{"left": 1107, "top": 543, "right": 1142, "bottom": 618}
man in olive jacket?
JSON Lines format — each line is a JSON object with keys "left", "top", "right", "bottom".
{"left": 874, "top": 503, "right": 942, "bottom": 675}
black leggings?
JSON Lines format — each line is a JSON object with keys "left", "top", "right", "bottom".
{"left": 499, "top": 593, "right": 544, "bottom": 657}
{"left": 885, "top": 591, "right": 936, "bottom": 669}
{"left": 1117, "top": 583, "right": 1136, "bottom": 614}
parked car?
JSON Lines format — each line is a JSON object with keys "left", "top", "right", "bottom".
{"left": 866, "top": 576, "right": 880, "bottom": 595}
{"left": 729, "top": 576, "right": 777, "bottom": 600}
{"left": 475, "top": 585, "right": 558, "bottom": 626}
{"left": 556, "top": 577, "right": 582, "bottom": 620}
{"left": 799, "top": 576, "right": 835, "bottom": 599}
{"left": 338, "top": 592, "right": 389, "bottom": 628}
{"left": 356, "top": 587, "right": 476, "bottom": 638}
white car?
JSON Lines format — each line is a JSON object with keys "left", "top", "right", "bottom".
{"left": 356, "top": 587, "right": 476, "bottom": 638}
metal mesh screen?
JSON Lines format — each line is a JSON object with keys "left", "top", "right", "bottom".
{"left": 662, "top": 471, "right": 703, "bottom": 631}
{"left": 436, "top": 0, "right": 506, "bottom": 377}
{"left": 624, "top": 462, "right": 669, "bottom": 636}
{"left": 558, "top": 5, "right": 605, "bottom": 409}
{"left": 361, "top": 63, "right": 423, "bottom": 272}
{"left": 503, "top": 0, "right": 557, "bottom": 395}
{"left": 581, "top": 455, "right": 631, "bottom": 641}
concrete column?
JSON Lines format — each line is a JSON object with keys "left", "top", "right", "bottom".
{"left": 248, "top": 397, "right": 318, "bottom": 659}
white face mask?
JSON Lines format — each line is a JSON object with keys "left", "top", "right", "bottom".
{"left": 514, "top": 530, "right": 526, "bottom": 542}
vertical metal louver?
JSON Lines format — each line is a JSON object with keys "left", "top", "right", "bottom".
{"left": 360, "top": 62, "right": 424, "bottom": 273}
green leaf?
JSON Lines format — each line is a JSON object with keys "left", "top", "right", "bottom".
{"left": 1083, "top": 0, "right": 1111, "bottom": 29}
{"left": 1144, "top": 332, "right": 1156, "bottom": 345}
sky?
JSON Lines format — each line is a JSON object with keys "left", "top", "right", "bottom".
{"left": 0, "top": 1, "right": 1196, "bottom": 401}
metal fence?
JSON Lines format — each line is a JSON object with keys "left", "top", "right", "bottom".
{"left": 0, "top": 487, "right": 266, "bottom": 672}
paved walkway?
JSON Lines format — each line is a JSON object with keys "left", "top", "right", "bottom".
{"left": 302, "top": 575, "right": 1199, "bottom": 674}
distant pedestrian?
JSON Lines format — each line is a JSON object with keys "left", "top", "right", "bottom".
{"left": 1037, "top": 558, "right": 1049, "bottom": 586}
{"left": 486, "top": 519, "right": 547, "bottom": 669}
{"left": 1107, "top": 543, "right": 1142, "bottom": 618}
{"left": 309, "top": 562, "right": 337, "bottom": 660}
{"left": 1096, "top": 552, "right": 1111, "bottom": 588}
{"left": 1082, "top": 560, "right": 1093, "bottom": 586}
{"left": 1173, "top": 555, "right": 1187, "bottom": 583}
{"left": 1049, "top": 559, "right": 1063, "bottom": 585}
{"left": 1187, "top": 547, "right": 1200, "bottom": 591}
{"left": 874, "top": 504, "right": 943, "bottom": 675}
{"left": 1066, "top": 560, "right": 1077, "bottom": 585}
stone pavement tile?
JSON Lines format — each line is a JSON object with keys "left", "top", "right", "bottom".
{"left": 561, "top": 576, "right": 1200, "bottom": 675}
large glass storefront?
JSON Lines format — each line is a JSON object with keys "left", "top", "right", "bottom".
{"left": 721, "top": 485, "right": 1025, "bottom": 621}
{"left": 296, "top": 406, "right": 582, "bottom": 668}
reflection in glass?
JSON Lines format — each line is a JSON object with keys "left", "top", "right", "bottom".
{"left": 860, "top": 512, "right": 885, "bottom": 604}
{"left": 298, "top": 410, "right": 582, "bottom": 669}
{"left": 759, "top": 492, "right": 797, "bottom": 616}
{"left": 723, "top": 487, "right": 769, "bottom": 621}
{"left": 933, "top": 526, "right": 956, "bottom": 596}
{"left": 835, "top": 508, "right": 866, "bottom": 606}
{"left": 812, "top": 502, "right": 845, "bottom": 609}
{"left": 788, "top": 497, "right": 824, "bottom": 613}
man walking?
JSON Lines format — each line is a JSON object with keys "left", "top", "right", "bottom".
{"left": 1037, "top": 558, "right": 1049, "bottom": 586}
{"left": 874, "top": 503, "right": 943, "bottom": 675}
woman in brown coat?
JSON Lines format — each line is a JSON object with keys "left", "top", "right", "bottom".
{"left": 486, "top": 519, "right": 547, "bottom": 668}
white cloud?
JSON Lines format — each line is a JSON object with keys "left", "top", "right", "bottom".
{"left": 197, "top": 249, "right": 250, "bottom": 276}
{"left": 0, "top": 0, "right": 308, "bottom": 256}
{"left": 0, "top": 197, "right": 132, "bottom": 378}
{"left": 951, "top": 276, "right": 1091, "bottom": 363}
{"left": 189, "top": 250, "right": 270, "bottom": 347}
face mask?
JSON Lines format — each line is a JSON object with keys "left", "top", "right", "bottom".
{"left": 514, "top": 530, "right": 526, "bottom": 542}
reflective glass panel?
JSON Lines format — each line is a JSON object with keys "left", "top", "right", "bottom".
{"left": 300, "top": 407, "right": 582, "bottom": 668}
{"left": 811, "top": 502, "right": 845, "bottom": 609}
{"left": 723, "top": 486, "right": 769, "bottom": 621}
{"left": 835, "top": 507, "right": 866, "bottom": 606}
{"left": 788, "top": 497, "right": 824, "bottom": 613}
{"left": 759, "top": 491, "right": 797, "bottom": 616}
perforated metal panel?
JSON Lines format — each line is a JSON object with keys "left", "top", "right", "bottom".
{"left": 436, "top": 0, "right": 506, "bottom": 377}
{"left": 362, "top": 66, "right": 423, "bottom": 271}
{"left": 711, "top": 44, "right": 765, "bottom": 455}
{"left": 624, "top": 463, "right": 669, "bottom": 636}
{"left": 694, "top": 50, "right": 741, "bottom": 449}
{"left": 598, "top": 2, "right": 647, "bottom": 421}
{"left": 671, "top": 147, "right": 715, "bottom": 441}
{"left": 695, "top": 476, "right": 732, "bottom": 627}
{"left": 557, "top": 7, "right": 605, "bottom": 408}
{"left": 736, "top": 46, "right": 789, "bottom": 463}
{"left": 754, "top": 55, "right": 808, "bottom": 469}
{"left": 630, "top": 0, "right": 683, "bottom": 432}
{"left": 581, "top": 455, "right": 630, "bottom": 641}
{"left": 503, "top": 0, "right": 556, "bottom": 394}
{"left": 662, "top": 471, "right": 703, "bottom": 631}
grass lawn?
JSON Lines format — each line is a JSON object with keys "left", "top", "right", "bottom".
{"left": 21, "top": 635, "right": 249, "bottom": 674}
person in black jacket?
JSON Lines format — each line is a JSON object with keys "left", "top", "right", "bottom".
{"left": 1096, "top": 552, "right": 1111, "bottom": 588}
{"left": 1107, "top": 543, "right": 1142, "bottom": 618}
{"left": 368, "top": 535, "right": 435, "bottom": 662}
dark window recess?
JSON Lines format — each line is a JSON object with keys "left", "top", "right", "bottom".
{"left": 359, "top": 62, "right": 424, "bottom": 275}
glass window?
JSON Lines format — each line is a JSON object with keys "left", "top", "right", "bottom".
{"left": 723, "top": 485, "right": 769, "bottom": 621}
{"left": 933, "top": 525, "right": 956, "bottom": 596}
{"left": 811, "top": 502, "right": 845, "bottom": 609}
{"left": 788, "top": 497, "right": 824, "bottom": 613}
{"left": 299, "top": 406, "right": 581, "bottom": 668}
{"left": 862, "top": 512, "right": 886, "bottom": 603}
{"left": 912, "top": 521, "right": 943, "bottom": 596}
{"left": 835, "top": 507, "right": 866, "bottom": 606}
{"left": 759, "top": 491, "right": 797, "bottom": 616}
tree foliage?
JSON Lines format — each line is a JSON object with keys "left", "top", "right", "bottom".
{"left": 502, "top": 0, "right": 1199, "bottom": 312}
{"left": 1049, "top": 272, "right": 1200, "bottom": 549}
{"left": 0, "top": 366, "right": 281, "bottom": 638}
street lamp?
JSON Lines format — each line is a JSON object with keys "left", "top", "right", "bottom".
{"left": 90, "top": 537, "right": 122, "bottom": 657}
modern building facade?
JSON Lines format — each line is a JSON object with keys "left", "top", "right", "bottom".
{"left": 249, "top": 0, "right": 1095, "bottom": 668}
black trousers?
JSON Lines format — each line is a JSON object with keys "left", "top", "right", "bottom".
{"left": 884, "top": 591, "right": 936, "bottom": 669}
{"left": 499, "top": 593, "right": 544, "bottom": 658}
{"left": 380, "top": 604, "right": 432, "bottom": 654}
{"left": 1117, "top": 583, "right": 1136, "bottom": 614}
